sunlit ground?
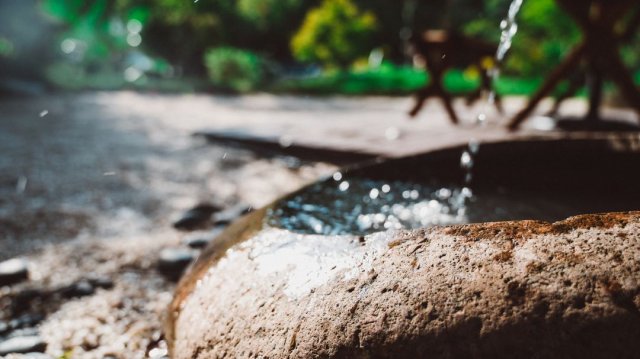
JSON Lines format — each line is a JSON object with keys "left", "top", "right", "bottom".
{"left": 0, "top": 91, "right": 638, "bottom": 357}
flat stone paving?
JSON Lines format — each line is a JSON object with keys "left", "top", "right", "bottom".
{"left": 106, "top": 92, "right": 636, "bottom": 159}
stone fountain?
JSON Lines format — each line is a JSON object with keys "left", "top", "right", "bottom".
{"left": 166, "top": 135, "right": 640, "bottom": 358}
{"left": 165, "top": 1, "right": 640, "bottom": 357}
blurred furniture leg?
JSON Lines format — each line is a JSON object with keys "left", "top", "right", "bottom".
{"left": 508, "top": 0, "right": 640, "bottom": 130}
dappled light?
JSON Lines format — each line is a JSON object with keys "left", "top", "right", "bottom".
{"left": 1, "top": 0, "right": 640, "bottom": 357}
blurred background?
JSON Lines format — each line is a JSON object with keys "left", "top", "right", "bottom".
{"left": 1, "top": 1, "right": 640, "bottom": 357}
{"left": 2, "top": 0, "right": 639, "bottom": 97}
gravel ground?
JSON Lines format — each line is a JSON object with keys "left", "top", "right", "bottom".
{"left": 0, "top": 93, "right": 334, "bottom": 358}
{"left": 2, "top": 91, "right": 635, "bottom": 358}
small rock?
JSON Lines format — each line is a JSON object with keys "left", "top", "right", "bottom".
{"left": 0, "top": 258, "right": 29, "bottom": 286}
{"left": 182, "top": 227, "right": 225, "bottom": 249}
{"left": 214, "top": 205, "right": 253, "bottom": 225}
{"left": 7, "top": 327, "right": 40, "bottom": 339}
{"left": 182, "top": 236, "right": 211, "bottom": 250}
{"left": 0, "top": 335, "right": 46, "bottom": 355}
{"left": 158, "top": 248, "right": 195, "bottom": 281}
{"left": 59, "top": 280, "right": 95, "bottom": 298}
{"left": 88, "top": 276, "right": 114, "bottom": 290}
{"left": 173, "top": 203, "right": 221, "bottom": 231}
{"left": 11, "top": 289, "right": 45, "bottom": 313}
{"left": 22, "top": 353, "right": 53, "bottom": 358}
{"left": 9, "top": 313, "right": 44, "bottom": 330}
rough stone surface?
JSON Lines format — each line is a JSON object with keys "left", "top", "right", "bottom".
{"left": 169, "top": 212, "right": 640, "bottom": 358}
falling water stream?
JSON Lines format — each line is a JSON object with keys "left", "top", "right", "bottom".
{"left": 461, "top": 0, "right": 525, "bottom": 201}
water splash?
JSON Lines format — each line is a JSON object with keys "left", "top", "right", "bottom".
{"left": 267, "top": 177, "right": 471, "bottom": 236}
{"left": 15, "top": 175, "right": 28, "bottom": 195}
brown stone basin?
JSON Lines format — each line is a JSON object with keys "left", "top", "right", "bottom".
{"left": 167, "top": 135, "right": 640, "bottom": 358}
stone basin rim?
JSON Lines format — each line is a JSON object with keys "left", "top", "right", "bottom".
{"left": 166, "top": 134, "right": 640, "bottom": 355}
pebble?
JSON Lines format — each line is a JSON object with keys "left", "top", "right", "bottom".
{"left": 88, "top": 276, "right": 114, "bottom": 290}
{"left": 182, "top": 226, "right": 226, "bottom": 249}
{"left": 21, "top": 353, "right": 53, "bottom": 358}
{"left": 59, "top": 280, "right": 95, "bottom": 299}
{"left": 9, "top": 313, "right": 44, "bottom": 331}
{"left": 182, "top": 235, "right": 211, "bottom": 250}
{"left": 10, "top": 289, "right": 44, "bottom": 313}
{"left": 158, "top": 248, "right": 195, "bottom": 281}
{"left": 173, "top": 203, "right": 221, "bottom": 231}
{"left": 7, "top": 327, "right": 40, "bottom": 339}
{"left": 0, "top": 258, "right": 29, "bottom": 286}
{"left": 0, "top": 335, "right": 46, "bottom": 356}
{"left": 214, "top": 205, "right": 252, "bottom": 225}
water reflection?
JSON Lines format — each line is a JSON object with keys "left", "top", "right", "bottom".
{"left": 267, "top": 176, "right": 473, "bottom": 236}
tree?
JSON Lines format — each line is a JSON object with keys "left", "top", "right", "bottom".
{"left": 291, "top": 0, "right": 377, "bottom": 68}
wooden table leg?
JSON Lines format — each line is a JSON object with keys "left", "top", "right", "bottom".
{"left": 409, "top": 85, "right": 434, "bottom": 117}
{"left": 604, "top": 50, "right": 640, "bottom": 117}
{"left": 586, "top": 67, "right": 604, "bottom": 121}
{"left": 437, "top": 84, "right": 460, "bottom": 124}
{"left": 508, "top": 43, "right": 587, "bottom": 130}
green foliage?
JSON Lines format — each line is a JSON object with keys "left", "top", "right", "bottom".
{"left": 204, "top": 47, "right": 264, "bottom": 92}
{"left": 271, "top": 63, "right": 541, "bottom": 96}
{"left": 20, "top": 0, "right": 640, "bottom": 93}
{"left": 464, "top": 0, "right": 580, "bottom": 77}
{"left": 237, "top": 0, "right": 300, "bottom": 31}
{"left": 291, "top": 0, "right": 377, "bottom": 68}
{"left": 272, "top": 63, "right": 425, "bottom": 95}
{"left": 0, "top": 37, "right": 13, "bottom": 57}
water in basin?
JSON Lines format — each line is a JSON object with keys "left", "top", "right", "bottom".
{"left": 267, "top": 139, "right": 640, "bottom": 236}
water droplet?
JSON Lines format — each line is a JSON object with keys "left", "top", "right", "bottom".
{"left": 39, "top": 110, "right": 48, "bottom": 117}
{"left": 15, "top": 176, "right": 27, "bottom": 194}
{"left": 530, "top": 116, "right": 556, "bottom": 131}
{"left": 460, "top": 151, "right": 473, "bottom": 170}
{"left": 279, "top": 135, "right": 293, "bottom": 148}
{"left": 381, "top": 184, "right": 391, "bottom": 193}
{"left": 339, "top": 181, "right": 350, "bottom": 191}
{"left": 127, "top": 33, "right": 142, "bottom": 47}
{"left": 437, "top": 188, "right": 452, "bottom": 199}
{"left": 465, "top": 173, "right": 473, "bottom": 183}
{"left": 385, "top": 127, "right": 401, "bottom": 141}
{"left": 468, "top": 139, "right": 480, "bottom": 154}
{"left": 60, "top": 39, "right": 76, "bottom": 54}
{"left": 333, "top": 172, "right": 343, "bottom": 181}
{"left": 124, "top": 67, "right": 142, "bottom": 82}
{"left": 476, "top": 113, "right": 487, "bottom": 124}
{"left": 369, "top": 188, "right": 380, "bottom": 199}
{"left": 127, "top": 19, "right": 143, "bottom": 34}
